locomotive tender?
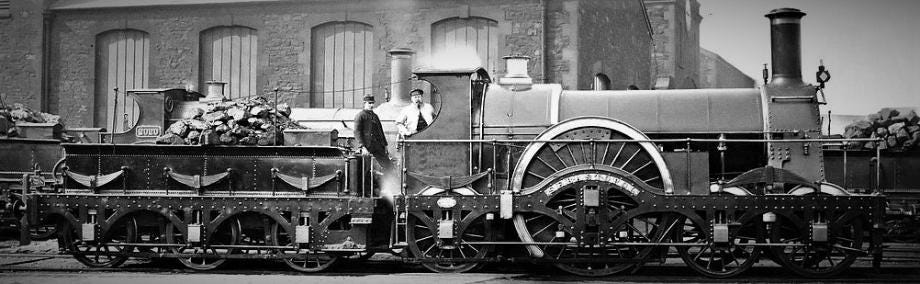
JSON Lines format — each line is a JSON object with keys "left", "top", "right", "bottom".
{"left": 13, "top": 7, "right": 886, "bottom": 278}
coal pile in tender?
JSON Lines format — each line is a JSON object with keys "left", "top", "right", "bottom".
{"left": 156, "top": 96, "right": 304, "bottom": 146}
{"left": 0, "top": 103, "right": 62, "bottom": 137}
{"left": 844, "top": 108, "right": 920, "bottom": 151}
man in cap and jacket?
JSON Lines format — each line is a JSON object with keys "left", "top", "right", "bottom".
{"left": 354, "top": 95, "right": 393, "bottom": 171}
{"left": 395, "top": 88, "right": 435, "bottom": 138}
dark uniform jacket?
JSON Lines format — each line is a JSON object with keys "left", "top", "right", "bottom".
{"left": 354, "top": 109, "right": 387, "bottom": 155}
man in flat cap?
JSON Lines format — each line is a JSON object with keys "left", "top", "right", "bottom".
{"left": 395, "top": 88, "right": 435, "bottom": 138}
{"left": 354, "top": 95, "right": 393, "bottom": 171}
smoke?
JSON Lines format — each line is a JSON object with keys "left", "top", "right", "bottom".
{"left": 416, "top": 46, "right": 484, "bottom": 71}
{"left": 377, "top": 171, "right": 400, "bottom": 206}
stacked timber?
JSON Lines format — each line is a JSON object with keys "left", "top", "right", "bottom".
{"left": 843, "top": 108, "right": 920, "bottom": 151}
{"left": 156, "top": 96, "right": 303, "bottom": 146}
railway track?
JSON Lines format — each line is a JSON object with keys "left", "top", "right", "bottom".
{"left": 2, "top": 243, "right": 917, "bottom": 274}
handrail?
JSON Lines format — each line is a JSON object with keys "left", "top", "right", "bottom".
{"left": 399, "top": 138, "right": 883, "bottom": 144}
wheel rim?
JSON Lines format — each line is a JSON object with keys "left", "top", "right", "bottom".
{"left": 167, "top": 218, "right": 238, "bottom": 271}
{"left": 271, "top": 222, "right": 339, "bottom": 273}
{"left": 64, "top": 218, "right": 135, "bottom": 268}
{"left": 769, "top": 212, "right": 864, "bottom": 278}
{"left": 407, "top": 212, "right": 492, "bottom": 273}
{"left": 675, "top": 214, "right": 762, "bottom": 278}
{"left": 512, "top": 118, "right": 673, "bottom": 194}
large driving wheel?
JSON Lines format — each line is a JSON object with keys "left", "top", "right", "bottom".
{"left": 407, "top": 212, "right": 492, "bottom": 273}
{"left": 514, "top": 170, "right": 675, "bottom": 277}
{"left": 769, "top": 212, "right": 865, "bottom": 278}
{"left": 61, "top": 217, "right": 135, "bottom": 268}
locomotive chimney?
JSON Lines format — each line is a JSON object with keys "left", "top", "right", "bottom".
{"left": 765, "top": 8, "right": 806, "bottom": 87}
{"left": 389, "top": 48, "right": 415, "bottom": 106}
{"left": 498, "top": 55, "right": 533, "bottom": 90}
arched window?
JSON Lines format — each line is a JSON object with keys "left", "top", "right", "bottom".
{"left": 593, "top": 73, "right": 611, "bottom": 90}
{"left": 94, "top": 29, "right": 149, "bottom": 132}
{"left": 311, "top": 21, "right": 374, "bottom": 108}
{"left": 200, "top": 26, "right": 258, "bottom": 100}
{"left": 431, "top": 17, "right": 499, "bottom": 73}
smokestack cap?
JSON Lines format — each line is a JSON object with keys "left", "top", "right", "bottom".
{"left": 765, "top": 8, "right": 806, "bottom": 20}
{"left": 389, "top": 48, "right": 415, "bottom": 56}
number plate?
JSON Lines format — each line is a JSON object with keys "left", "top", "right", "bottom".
{"left": 135, "top": 125, "right": 161, "bottom": 138}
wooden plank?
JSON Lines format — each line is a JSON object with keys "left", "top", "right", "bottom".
{"left": 115, "top": 33, "right": 127, "bottom": 132}
{"left": 333, "top": 23, "right": 345, "bottom": 108}
{"left": 200, "top": 29, "right": 212, "bottom": 93}
{"left": 353, "top": 26, "right": 365, "bottom": 104}
{"left": 105, "top": 34, "right": 118, "bottom": 131}
{"left": 211, "top": 28, "right": 222, "bottom": 86}
{"left": 488, "top": 21, "right": 498, "bottom": 74}
{"left": 230, "top": 27, "right": 242, "bottom": 99}
{"left": 220, "top": 28, "right": 232, "bottom": 96}
{"left": 445, "top": 19, "right": 456, "bottom": 49}
{"left": 343, "top": 23, "right": 355, "bottom": 108}
{"left": 240, "top": 28, "right": 252, "bottom": 99}
{"left": 124, "top": 32, "right": 136, "bottom": 128}
{"left": 363, "top": 29, "right": 373, "bottom": 99}
{"left": 142, "top": 32, "right": 149, "bottom": 87}
{"left": 248, "top": 29, "right": 257, "bottom": 99}
{"left": 311, "top": 25, "right": 325, "bottom": 107}
{"left": 432, "top": 20, "right": 444, "bottom": 55}
{"left": 93, "top": 34, "right": 110, "bottom": 128}
{"left": 322, "top": 24, "right": 335, "bottom": 108}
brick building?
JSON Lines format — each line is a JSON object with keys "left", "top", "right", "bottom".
{"left": 644, "top": 0, "right": 700, "bottom": 89}
{"left": 0, "top": 0, "right": 652, "bottom": 129}
{"left": 699, "top": 48, "right": 755, "bottom": 88}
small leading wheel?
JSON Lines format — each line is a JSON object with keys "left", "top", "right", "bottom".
{"left": 29, "top": 223, "right": 58, "bottom": 240}
{"left": 769, "top": 212, "right": 865, "bottom": 278}
{"left": 10, "top": 200, "right": 57, "bottom": 240}
{"left": 675, "top": 214, "right": 763, "bottom": 278}
{"left": 166, "top": 219, "right": 239, "bottom": 271}
{"left": 271, "top": 222, "right": 339, "bottom": 272}
{"left": 61, "top": 218, "right": 135, "bottom": 268}
{"left": 407, "top": 212, "right": 492, "bottom": 273}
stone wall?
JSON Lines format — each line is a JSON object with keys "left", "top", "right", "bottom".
{"left": 644, "top": 0, "right": 699, "bottom": 89}
{"left": 0, "top": 0, "right": 45, "bottom": 110}
{"left": 699, "top": 48, "right": 755, "bottom": 88}
{"left": 577, "top": 0, "right": 651, "bottom": 90}
{"left": 4, "top": 0, "right": 650, "bottom": 127}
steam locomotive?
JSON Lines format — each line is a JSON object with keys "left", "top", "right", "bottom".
{"left": 6, "top": 8, "right": 891, "bottom": 279}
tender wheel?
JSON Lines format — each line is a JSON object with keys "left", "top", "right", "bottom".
{"left": 407, "top": 212, "right": 492, "bottom": 273}
{"left": 769, "top": 212, "right": 865, "bottom": 278}
{"left": 271, "top": 222, "right": 339, "bottom": 272}
{"left": 675, "top": 213, "right": 763, "bottom": 278}
{"left": 167, "top": 218, "right": 239, "bottom": 271}
{"left": 61, "top": 217, "right": 135, "bottom": 268}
